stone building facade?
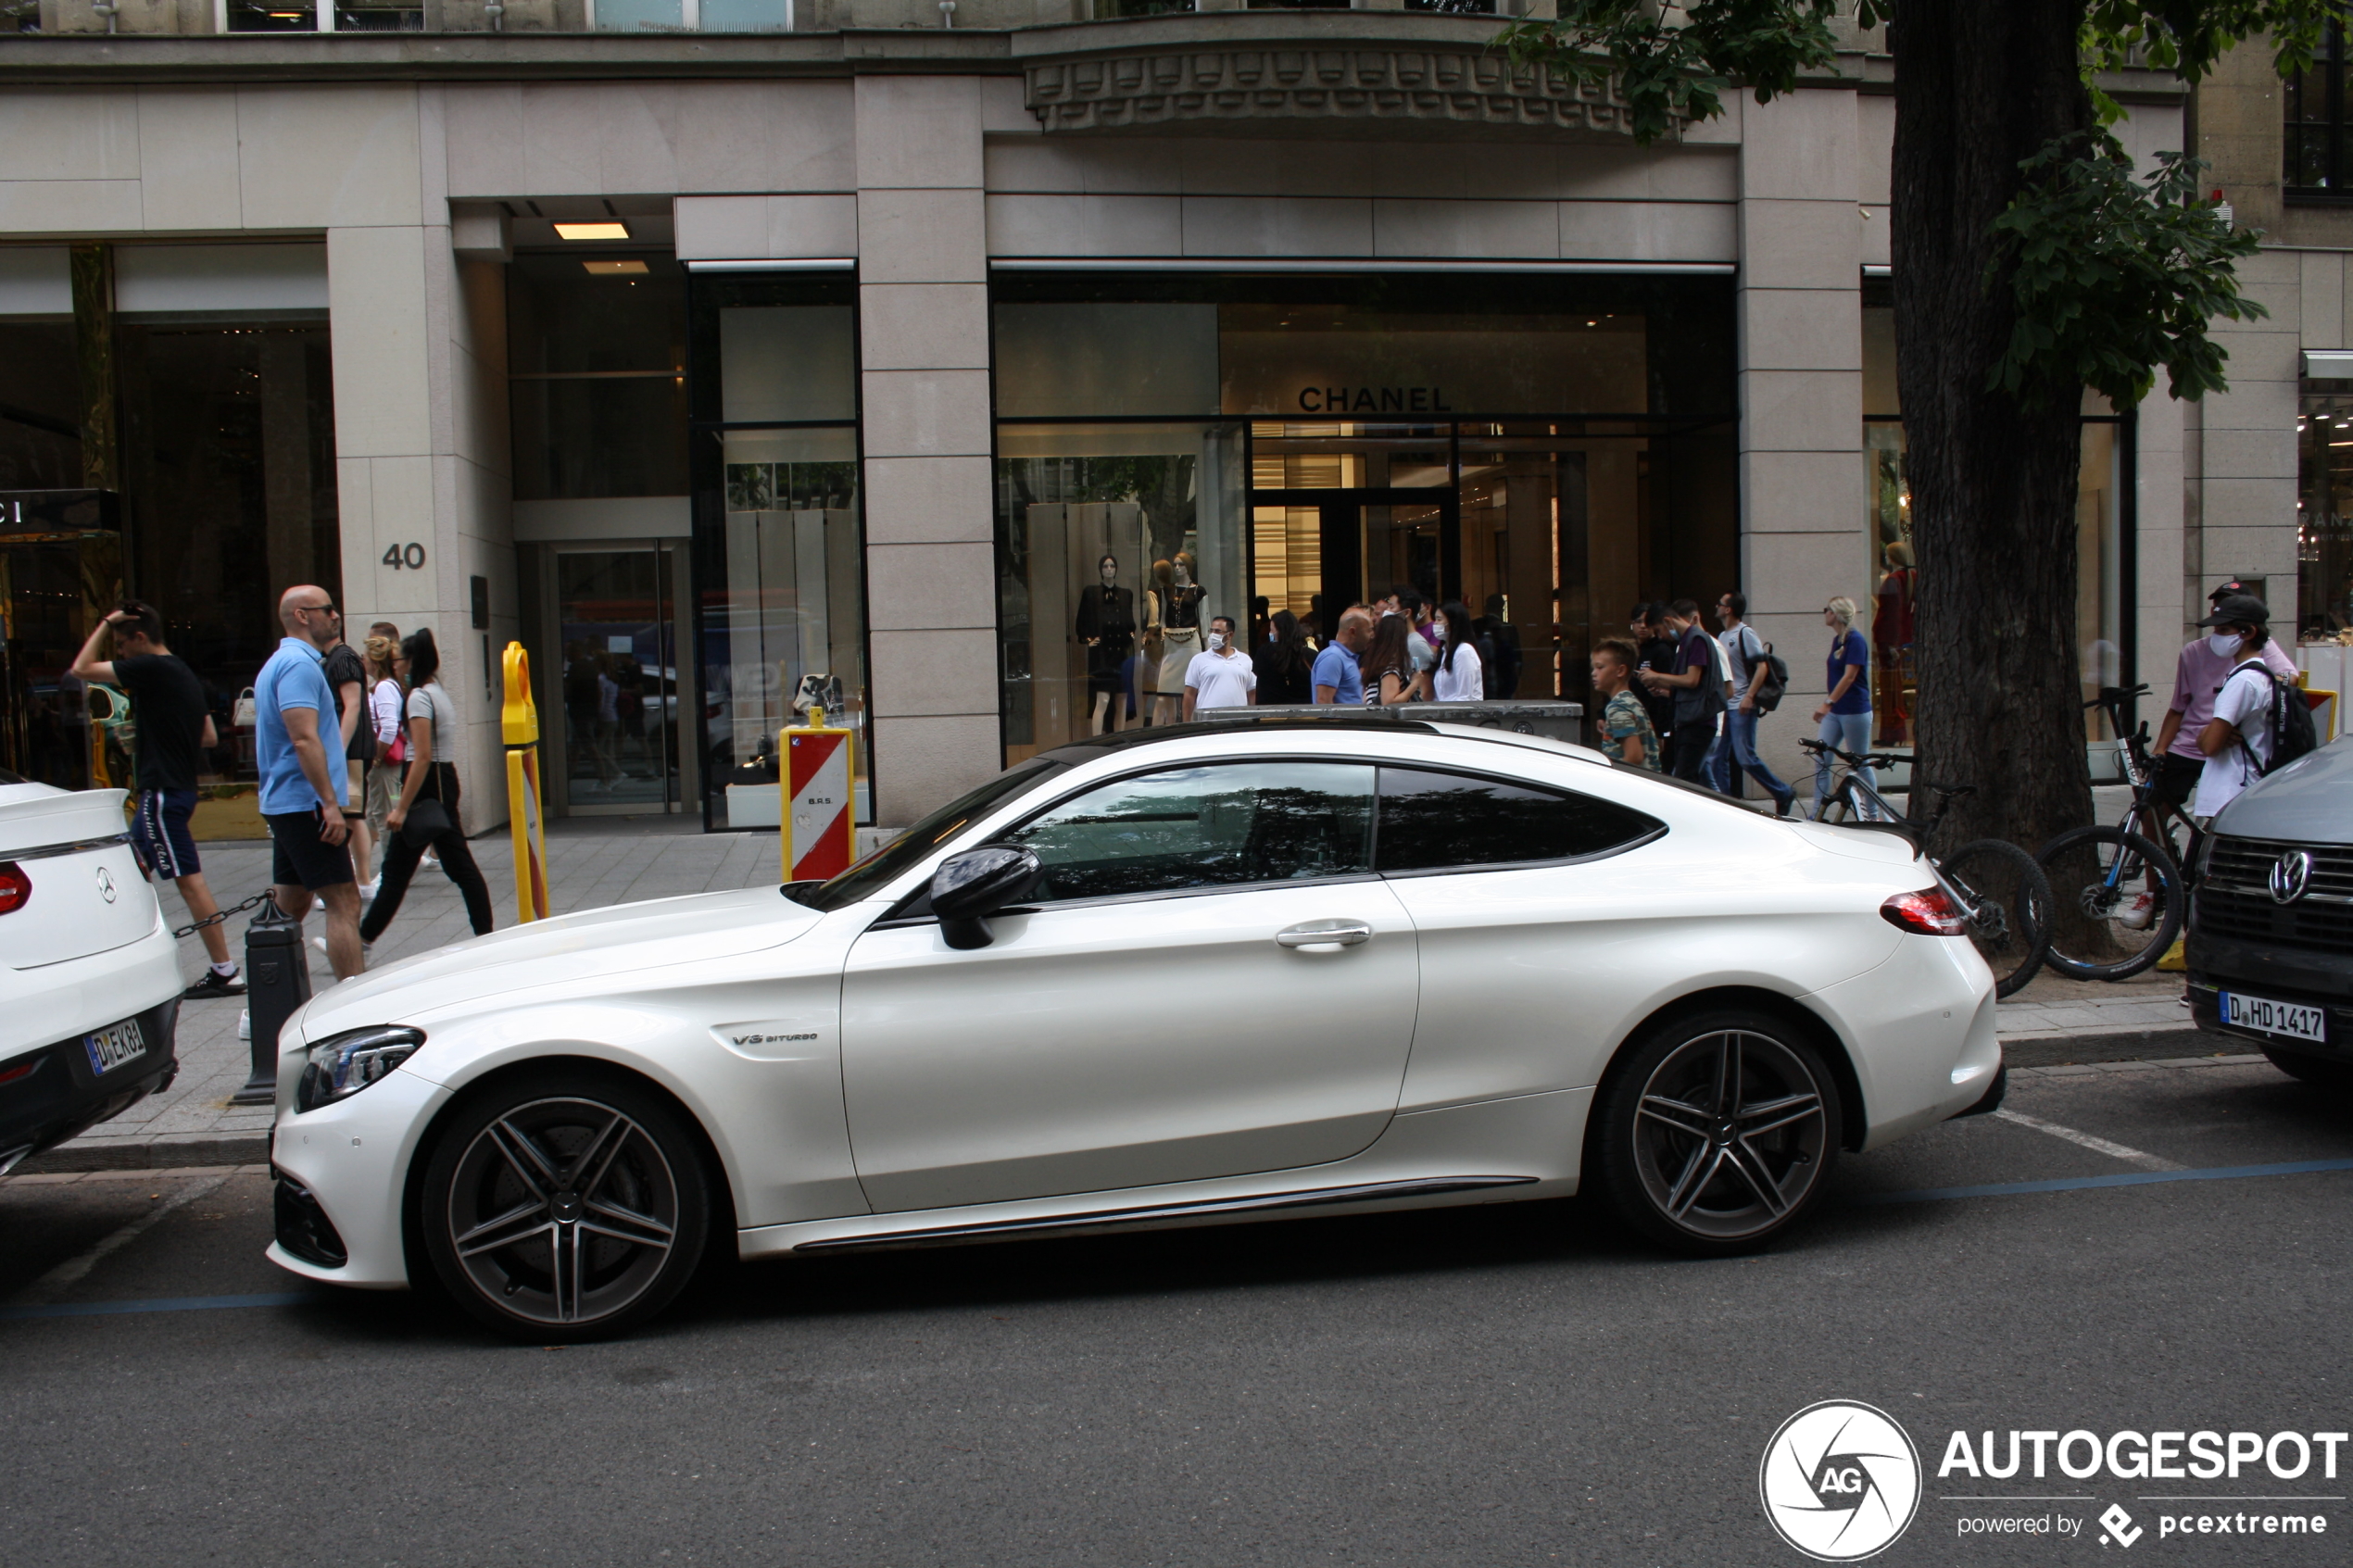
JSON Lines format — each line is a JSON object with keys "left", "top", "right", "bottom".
{"left": 0, "top": 11, "right": 2315, "bottom": 836}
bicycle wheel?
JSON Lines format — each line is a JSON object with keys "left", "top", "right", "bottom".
{"left": 2035, "top": 825, "right": 2184, "bottom": 982}
{"left": 1936, "top": 839, "right": 2054, "bottom": 998}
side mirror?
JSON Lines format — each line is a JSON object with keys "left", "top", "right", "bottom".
{"left": 929, "top": 845, "right": 1040, "bottom": 950}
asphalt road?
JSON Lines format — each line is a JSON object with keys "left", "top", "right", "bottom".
{"left": 5, "top": 1059, "right": 2351, "bottom": 1568}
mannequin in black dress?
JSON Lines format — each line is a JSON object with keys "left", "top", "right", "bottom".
{"left": 1075, "top": 553, "right": 1136, "bottom": 734}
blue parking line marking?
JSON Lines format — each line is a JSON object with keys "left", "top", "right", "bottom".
{"left": 0, "top": 1291, "right": 315, "bottom": 1322}
{"left": 1854, "top": 1158, "right": 2353, "bottom": 1206}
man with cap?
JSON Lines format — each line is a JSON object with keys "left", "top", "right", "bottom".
{"left": 2191, "top": 592, "right": 2284, "bottom": 822}
{"left": 2126, "top": 582, "right": 2302, "bottom": 930}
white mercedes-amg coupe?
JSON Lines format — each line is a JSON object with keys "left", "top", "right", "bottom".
{"left": 265, "top": 718, "right": 2003, "bottom": 1339}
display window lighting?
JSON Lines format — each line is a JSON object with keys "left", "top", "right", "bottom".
{"left": 554, "top": 221, "right": 631, "bottom": 242}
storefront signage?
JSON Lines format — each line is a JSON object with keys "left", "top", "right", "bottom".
{"left": 1296, "top": 386, "right": 1455, "bottom": 415}
{"left": 0, "top": 489, "right": 119, "bottom": 537}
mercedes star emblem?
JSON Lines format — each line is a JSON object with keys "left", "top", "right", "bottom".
{"left": 94, "top": 866, "right": 117, "bottom": 904}
{"left": 2270, "top": 848, "right": 2313, "bottom": 906}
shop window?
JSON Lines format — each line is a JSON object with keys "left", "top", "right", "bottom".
{"left": 1003, "top": 761, "right": 1378, "bottom": 901}
{"left": 2296, "top": 395, "right": 2353, "bottom": 639}
{"left": 509, "top": 254, "right": 689, "bottom": 502}
{"left": 2286, "top": 23, "right": 2352, "bottom": 195}
{"left": 995, "top": 423, "right": 1249, "bottom": 760}
{"left": 1862, "top": 296, "right": 2126, "bottom": 744}
{"left": 1092, "top": 0, "right": 1194, "bottom": 14}
{"left": 686, "top": 272, "right": 867, "bottom": 831}
{"left": 598, "top": 0, "right": 795, "bottom": 30}
{"left": 991, "top": 273, "right": 1739, "bottom": 767}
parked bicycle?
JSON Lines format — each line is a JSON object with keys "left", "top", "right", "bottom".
{"left": 1801, "top": 738, "right": 2055, "bottom": 997}
{"left": 2030, "top": 684, "right": 2189, "bottom": 982}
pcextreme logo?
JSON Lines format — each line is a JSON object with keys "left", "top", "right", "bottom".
{"left": 1760, "top": 1400, "right": 1925, "bottom": 1562}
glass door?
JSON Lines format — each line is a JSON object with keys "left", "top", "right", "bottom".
{"left": 548, "top": 544, "right": 686, "bottom": 815}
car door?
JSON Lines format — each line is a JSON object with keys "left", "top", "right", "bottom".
{"left": 840, "top": 759, "right": 1418, "bottom": 1214}
{"left": 1375, "top": 764, "right": 1669, "bottom": 1110}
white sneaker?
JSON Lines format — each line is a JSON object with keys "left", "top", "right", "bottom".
{"left": 2118, "top": 891, "right": 2157, "bottom": 931}
{"left": 310, "top": 935, "right": 328, "bottom": 955}
{"left": 237, "top": 1009, "right": 251, "bottom": 1041}
{"left": 359, "top": 877, "right": 381, "bottom": 902}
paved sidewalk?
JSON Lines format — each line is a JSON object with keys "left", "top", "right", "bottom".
{"left": 26, "top": 817, "right": 2232, "bottom": 1172}
{"left": 32, "top": 814, "right": 776, "bottom": 1172}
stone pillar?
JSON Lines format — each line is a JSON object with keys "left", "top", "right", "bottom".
{"left": 853, "top": 75, "right": 1000, "bottom": 825}
{"left": 1735, "top": 88, "right": 1865, "bottom": 789}
{"left": 329, "top": 89, "right": 517, "bottom": 834}
{"left": 2194, "top": 246, "right": 2303, "bottom": 618}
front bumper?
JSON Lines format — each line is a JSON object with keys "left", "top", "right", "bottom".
{"left": 2185, "top": 922, "right": 2353, "bottom": 1060}
{"left": 265, "top": 1067, "right": 452, "bottom": 1289}
{"left": 0, "top": 997, "right": 180, "bottom": 1172}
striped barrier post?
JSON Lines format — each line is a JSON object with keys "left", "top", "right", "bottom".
{"left": 501, "top": 642, "right": 550, "bottom": 924}
{"left": 781, "top": 706, "right": 856, "bottom": 884}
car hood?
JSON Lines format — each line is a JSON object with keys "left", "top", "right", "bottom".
{"left": 297, "top": 885, "right": 823, "bottom": 1036}
{"left": 2212, "top": 734, "right": 2353, "bottom": 844}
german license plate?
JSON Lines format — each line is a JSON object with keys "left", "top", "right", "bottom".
{"left": 2221, "top": 991, "right": 2327, "bottom": 1045}
{"left": 82, "top": 1017, "right": 147, "bottom": 1075}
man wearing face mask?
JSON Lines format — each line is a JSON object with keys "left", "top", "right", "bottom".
{"left": 2150, "top": 581, "right": 2299, "bottom": 847}
{"left": 2191, "top": 595, "right": 2284, "bottom": 822}
{"left": 1183, "top": 615, "right": 1258, "bottom": 719}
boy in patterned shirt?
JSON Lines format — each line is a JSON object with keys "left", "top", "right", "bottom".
{"left": 1591, "top": 638, "right": 1659, "bottom": 770}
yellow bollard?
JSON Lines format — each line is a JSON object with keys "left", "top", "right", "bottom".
{"left": 502, "top": 642, "right": 551, "bottom": 923}
{"left": 780, "top": 705, "right": 857, "bottom": 884}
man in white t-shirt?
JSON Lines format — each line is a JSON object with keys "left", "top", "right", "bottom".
{"left": 2193, "top": 595, "right": 2277, "bottom": 819}
{"left": 1183, "top": 615, "right": 1258, "bottom": 718}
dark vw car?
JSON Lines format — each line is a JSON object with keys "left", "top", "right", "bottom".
{"left": 2186, "top": 736, "right": 2353, "bottom": 1084}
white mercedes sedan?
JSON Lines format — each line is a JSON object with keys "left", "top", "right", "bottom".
{"left": 264, "top": 719, "right": 2002, "bottom": 1339}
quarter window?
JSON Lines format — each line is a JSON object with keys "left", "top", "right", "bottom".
{"left": 1004, "top": 762, "right": 1377, "bottom": 903}
{"left": 1376, "top": 767, "right": 1661, "bottom": 873}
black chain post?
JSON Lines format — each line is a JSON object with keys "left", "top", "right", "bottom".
{"left": 231, "top": 894, "right": 311, "bottom": 1107}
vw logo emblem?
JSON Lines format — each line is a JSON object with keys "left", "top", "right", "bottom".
{"left": 94, "top": 866, "right": 117, "bottom": 904}
{"left": 1758, "top": 1400, "right": 1921, "bottom": 1561}
{"left": 2271, "top": 849, "right": 2313, "bottom": 905}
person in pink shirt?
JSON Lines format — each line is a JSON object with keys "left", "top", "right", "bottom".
{"left": 2151, "top": 579, "right": 2298, "bottom": 823}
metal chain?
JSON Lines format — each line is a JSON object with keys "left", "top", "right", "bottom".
{"left": 171, "top": 890, "right": 276, "bottom": 941}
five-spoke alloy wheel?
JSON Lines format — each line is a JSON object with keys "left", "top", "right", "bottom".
{"left": 1592, "top": 1010, "right": 1842, "bottom": 1255}
{"left": 420, "top": 1073, "right": 710, "bottom": 1341}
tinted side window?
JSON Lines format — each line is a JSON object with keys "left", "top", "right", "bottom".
{"left": 1377, "top": 767, "right": 1662, "bottom": 873}
{"left": 1004, "top": 762, "right": 1377, "bottom": 903}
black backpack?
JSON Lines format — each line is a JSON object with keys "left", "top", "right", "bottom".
{"left": 2232, "top": 664, "right": 2320, "bottom": 776}
{"left": 1742, "top": 626, "right": 1791, "bottom": 713}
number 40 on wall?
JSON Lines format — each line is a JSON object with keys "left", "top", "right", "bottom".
{"left": 383, "top": 543, "right": 428, "bottom": 570}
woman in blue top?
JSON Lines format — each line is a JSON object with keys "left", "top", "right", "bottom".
{"left": 1811, "top": 596, "right": 1874, "bottom": 815}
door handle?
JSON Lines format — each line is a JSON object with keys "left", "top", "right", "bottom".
{"left": 1276, "top": 920, "right": 1373, "bottom": 950}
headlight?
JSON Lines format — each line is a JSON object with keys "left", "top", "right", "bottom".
{"left": 296, "top": 1026, "right": 425, "bottom": 1112}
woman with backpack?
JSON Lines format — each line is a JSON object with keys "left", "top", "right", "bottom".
{"left": 359, "top": 628, "right": 495, "bottom": 947}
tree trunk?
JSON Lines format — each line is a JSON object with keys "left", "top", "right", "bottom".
{"left": 1890, "top": 0, "right": 2095, "bottom": 859}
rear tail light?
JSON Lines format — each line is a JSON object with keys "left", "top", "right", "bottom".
{"left": 0, "top": 862, "right": 28, "bottom": 916}
{"left": 1881, "top": 886, "right": 1968, "bottom": 935}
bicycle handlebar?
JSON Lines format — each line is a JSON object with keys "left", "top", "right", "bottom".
{"left": 2083, "top": 683, "right": 2153, "bottom": 710}
{"left": 1798, "top": 738, "right": 1974, "bottom": 799}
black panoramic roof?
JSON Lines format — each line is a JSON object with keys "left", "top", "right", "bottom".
{"left": 1039, "top": 714, "right": 1442, "bottom": 759}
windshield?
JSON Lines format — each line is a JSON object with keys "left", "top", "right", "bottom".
{"left": 789, "top": 757, "right": 1069, "bottom": 911}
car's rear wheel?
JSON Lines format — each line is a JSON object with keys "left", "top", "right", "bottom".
{"left": 1590, "top": 1010, "right": 1841, "bottom": 1257}
{"left": 420, "top": 1072, "right": 710, "bottom": 1342}
{"left": 2260, "top": 1047, "right": 2353, "bottom": 1091}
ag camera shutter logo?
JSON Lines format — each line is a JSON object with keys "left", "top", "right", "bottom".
{"left": 1759, "top": 1400, "right": 1923, "bottom": 1561}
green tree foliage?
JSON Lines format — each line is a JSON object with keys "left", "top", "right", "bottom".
{"left": 1989, "top": 137, "right": 2265, "bottom": 408}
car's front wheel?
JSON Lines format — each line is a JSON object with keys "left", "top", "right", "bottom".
{"left": 420, "top": 1071, "right": 711, "bottom": 1342}
{"left": 1590, "top": 1010, "right": 1842, "bottom": 1256}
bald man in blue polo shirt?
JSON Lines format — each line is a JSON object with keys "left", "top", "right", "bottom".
{"left": 256, "top": 584, "right": 364, "bottom": 979}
